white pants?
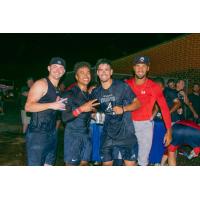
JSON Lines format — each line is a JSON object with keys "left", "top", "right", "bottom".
{"left": 133, "top": 120, "right": 154, "bottom": 166}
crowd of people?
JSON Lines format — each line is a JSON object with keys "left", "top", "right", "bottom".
{"left": 21, "top": 56, "right": 200, "bottom": 166}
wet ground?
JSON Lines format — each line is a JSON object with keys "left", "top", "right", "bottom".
{"left": 0, "top": 101, "right": 200, "bottom": 166}
{"left": 0, "top": 101, "right": 65, "bottom": 166}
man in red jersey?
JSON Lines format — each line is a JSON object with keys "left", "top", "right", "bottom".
{"left": 126, "top": 56, "right": 173, "bottom": 166}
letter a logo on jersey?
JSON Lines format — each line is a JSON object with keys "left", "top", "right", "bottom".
{"left": 106, "top": 102, "right": 113, "bottom": 113}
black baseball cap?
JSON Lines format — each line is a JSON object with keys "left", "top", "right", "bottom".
{"left": 49, "top": 57, "right": 66, "bottom": 68}
{"left": 133, "top": 56, "right": 150, "bottom": 65}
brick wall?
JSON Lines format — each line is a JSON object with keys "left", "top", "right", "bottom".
{"left": 112, "top": 33, "right": 200, "bottom": 89}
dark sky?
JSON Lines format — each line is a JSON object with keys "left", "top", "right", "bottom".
{"left": 0, "top": 33, "right": 185, "bottom": 86}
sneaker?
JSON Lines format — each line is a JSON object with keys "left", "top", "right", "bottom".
{"left": 154, "top": 163, "right": 161, "bottom": 166}
{"left": 179, "top": 151, "right": 189, "bottom": 158}
{"left": 93, "top": 161, "right": 101, "bottom": 166}
{"left": 187, "top": 150, "right": 197, "bottom": 160}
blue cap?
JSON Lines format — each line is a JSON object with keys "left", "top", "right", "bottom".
{"left": 134, "top": 56, "right": 150, "bottom": 65}
{"left": 49, "top": 57, "right": 66, "bottom": 68}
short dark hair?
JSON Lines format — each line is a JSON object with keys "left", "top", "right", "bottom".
{"left": 74, "top": 61, "right": 91, "bottom": 74}
{"left": 95, "top": 58, "right": 112, "bottom": 69}
{"left": 26, "top": 77, "right": 34, "bottom": 82}
{"left": 175, "top": 79, "right": 185, "bottom": 85}
{"left": 153, "top": 77, "right": 165, "bottom": 87}
{"left": 193, "top": 82, "right": 199, "bottom": 86}
{"left": 167, "top": 79, "right": 175, "bottom": 85}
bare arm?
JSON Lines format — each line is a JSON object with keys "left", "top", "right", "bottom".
{"left": 151, "top": 103, "right": 159, "bottom": 120}
{"left": 180, "top": 91, "right": 198, "bottom": 118}
{"left": 170, "top": 98, "right": 181, "bottom": 114}
{"left": 113, "top": 98, "right": 141, "bottom": 115}
{"left": 189, "top": 104, "right": 199, "bottom": 118}
{"left": 62, "top": 99, "right": 100, "bottom": 123}
{"left": 25, "top": 79, "right": 66, "bottom": 112}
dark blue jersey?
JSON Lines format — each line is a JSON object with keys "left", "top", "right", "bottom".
{"left": 62, "top": 85, "right": 91, "bottom": 134}
{"left": 91, "top": 80, "right": 137, "bottom": 147}
{"left": 188, "top": 93, "right": 200, "bottom": 116}
{"left": 176, "top": 90, "right": 186, "bottom": 120}
{"left": 164, "top": 87, "right": 179, "bottom": 122}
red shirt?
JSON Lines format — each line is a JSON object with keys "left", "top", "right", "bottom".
{"left": 126, "top": 78, "right": 171, "bottom": 129}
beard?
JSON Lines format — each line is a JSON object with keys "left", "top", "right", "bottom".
{"left": 99, "top": 76, "right": 110, "bottom": 83}
{"left": 135, "top": 74, "right": 146, "bottom": 79}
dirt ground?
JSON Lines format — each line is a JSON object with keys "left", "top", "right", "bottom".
{"left": 0, "top": 101, "right": 65, "bottom": 166}
{"left": 0, "top": 101, "right": 200, "bottom": 166}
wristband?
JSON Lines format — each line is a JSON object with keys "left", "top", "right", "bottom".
{"left": 72, "top": 107, "right": 82, "bottom": 117}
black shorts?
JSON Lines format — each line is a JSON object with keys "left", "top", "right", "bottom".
{"left": 100, "top": 143, "right": 138, "bottom": 162}
{"left": 26, "top": 129, "right": 57, "bottom": 166}
{"left": 64, "top": 131, "right": 92, "bottom": 165}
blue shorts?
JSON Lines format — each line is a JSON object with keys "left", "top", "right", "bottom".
{"left": 64, "top": 132, "right": 92, "bottom": 165}
{"left": 26, "top": 129, "right": 57, "bottom": 166}
{"left": 149, "top": 120, "right": 166, "bottom": 164}
{"left": 100, "top": 144, "right": 138, "bottom": 162}
{"left": 90, "top": 123, "right": 103, "bottom": 162}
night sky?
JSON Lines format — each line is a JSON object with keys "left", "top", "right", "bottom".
{"left": 0, "top": 33, "right": 185, "bottom": 87}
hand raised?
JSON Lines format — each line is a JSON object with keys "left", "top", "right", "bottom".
{"left": 80, "top": 99, "right": 100, "bottom": 112}
{"left": 50, "top": 98, "right": 68, "bottom": 110}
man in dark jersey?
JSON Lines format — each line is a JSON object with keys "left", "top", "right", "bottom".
{"left": 62, "top": 62, "right": 99, "bottom": 166}
{"left": 167, "top": 79, "right": 175, "bottom": 90}
{"left": 25, "top": 57, "right": 67, "bottom": 166}
{"left": 126, "top": 56, "right": 172, "bottom": 166}
{"left": 175, "top": 79, "right": 198, "bottom": 121}
{"left": 188, "top": 83, "right": 200, "bottom": 124}
{"left": 91, "top": 58, "right": 141, "bottom": 166}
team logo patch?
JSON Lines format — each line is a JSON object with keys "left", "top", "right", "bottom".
{"left": 141, "top": 90, "right": 146, "bottom": 94}
{"left": 131, "top": 154, "right": 135, "bottom": 159}
{"left": 139, "top": 57, "right": 145, "bottom": 62}
{"left": 57, "top": 60, "right": 62, "bottom": 64}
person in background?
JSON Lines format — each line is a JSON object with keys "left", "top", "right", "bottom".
{"left": 167, "top": 79, "right": 176, "bottom": 90}
{"left": 20, "top": 77, "right": 34, "bottom": 133}
{"left": 188, "top": 83, "right": 200, "bottom": 124}
{"left": 175, "top": 79, "right": 198, "bottom": 121}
